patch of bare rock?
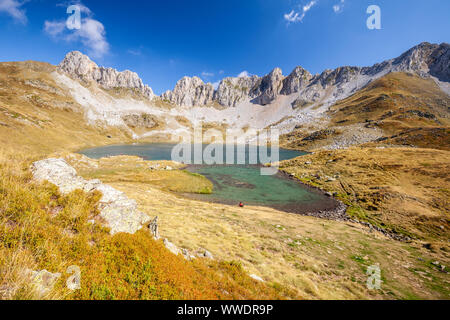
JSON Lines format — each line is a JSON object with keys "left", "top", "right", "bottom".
{"left": 31, "top": 158, "right": 151, "bottom": 235}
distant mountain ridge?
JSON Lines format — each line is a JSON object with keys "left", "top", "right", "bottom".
{"left": 160, "top": 42, "right": 449, "bottom": 108}
{"left": 1, "top": 41, "right": 449, "bottom": 152}
{"left": 57, "top": 42, "right": 449, "bottom": 110}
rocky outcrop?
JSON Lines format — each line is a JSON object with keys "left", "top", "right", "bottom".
{"left": 122, "top": 113, "right": 158, "bottom": 129}
{"left": 28, "top": 269, "right": 62, "bottom": 298}
{"left": 281, "top": 66, "right": 312, "bottom": 95}
{"left": 148, "top": 216, "right": 160, "bottom": 240}
{"left": 31, "top": 158, "right": 151, "bottom": 235}
{"left": 197, "top": 250, "right": 214, "bottom": 259}
{"left": 162, "top": 76, "right": 214, "bottom": 107}
{"left": 30, "top": 158, "right": 216, "bottom": 262}
{"left": 250, "top": 68, "right": 285, "bottom": 105}
{"left": 215, "top": 75, "right": 260, "bottom": 107}
{"left": 54, "top": 42, "right": 449, "bottom": 112}
{"left": 163, "top": 238, "right": 181, "bottom": 256}
{"left": 58, "top": 51, "right": 154, "bottom": 100}
{"left": 389, "top": 42, "right": 447, "bottom": 78}
{"left": 425, "top": 43, "right": 450, "bottom": 82}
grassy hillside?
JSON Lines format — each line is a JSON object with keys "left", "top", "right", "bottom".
{"left": 0, "top": 61, "right": 135, "bottom": 155}
{"left": 280, "top": 72, "right": 450, "bottom": 243}
{"left": 280, "top": 147, "right": 449, "bottom": 241}
{"left": 55, "top": 152, "right": 448, "bottom": 300}
{"left": 0, "top": 151, "right": 297, "bottom": 300}
{"left": 0, "top": 63, "right": 448, "bottom": 300}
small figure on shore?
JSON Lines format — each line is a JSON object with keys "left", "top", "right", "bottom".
{"left": 239, "top": 202, "right": 244, "bottom": 208}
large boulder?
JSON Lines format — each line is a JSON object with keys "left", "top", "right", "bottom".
{"left": 31, "top": 158, "right": 151, "bottom": 235}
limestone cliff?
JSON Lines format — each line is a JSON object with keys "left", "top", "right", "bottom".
{"left": 161, "top": 76, "right": 214, "bottom": 107}
{"left": 58, "top": 51, "right": 155, "bottom": 100}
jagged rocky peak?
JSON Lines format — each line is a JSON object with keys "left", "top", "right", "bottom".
{"left": 390, "top": 42, "right": 450, "bottom": 82}
{"left": 281, "top": 66, "right": 313, "bottom": 95}
{"left": 391, "top": 42, "right": 441, "bottom": 74}
{"left": 215, "top": 74, "right": 260, "bottom": 107}
{"left": 428, "top": 43, "right": 450, "bottom": 82}
{"left": 251, "top": 67, "right": 285, "bottom": 105}
{"left": 315, "top": 66, "right": 362, "bottom": 88}
{"left": 162, "top": 76, "right": 215, "bottom": 107}
{"left": 58, "top": 51, "right": 154, "bottom": 100}
{"left": 159, "top": 42, "right": 449, "bottom": 109}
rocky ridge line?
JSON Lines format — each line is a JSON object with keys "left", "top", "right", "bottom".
{"left": 58, "top": 51, "right": 155, "bottom": 100}
{"left": 162, "top": 42, "right": 450, "bottom": 108}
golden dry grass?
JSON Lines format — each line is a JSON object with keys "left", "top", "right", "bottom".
{"left": 69, "top": 154, "right": 450, "bottom": 300}
{"left": 280, "top": 147, "right": 450, "bottom": 242}
{"left": 0, "top": 62, "right": 134, "bottom": 155}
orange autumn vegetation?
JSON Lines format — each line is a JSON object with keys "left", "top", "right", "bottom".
{"left": 0, "top": 150, "right": 298, "bottom": 300}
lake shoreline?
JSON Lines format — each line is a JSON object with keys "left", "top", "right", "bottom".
{"left": 79, "top": 143, "right": 347, "bottom": 220}
{"left": 182, "top": 164, "right": 347, "bottom": 219}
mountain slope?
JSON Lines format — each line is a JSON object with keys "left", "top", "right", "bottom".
{"left": 282, "top": 72, "right": 450, "bottom": 151}
{"left": 0, "top": 61, "right": 134, "bottom": 154}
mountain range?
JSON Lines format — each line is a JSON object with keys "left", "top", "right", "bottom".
{"left": 0, "top": 41, "right": 448, "bottom": 148}
{"left": 52, "top": 42, "right": 449, "bottom": 142}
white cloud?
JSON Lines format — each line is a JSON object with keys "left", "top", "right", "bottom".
{"left": 201, "top": 71, "right": 215, "bottom": 78}
{"left": 74, "top": 18, "right": 109, "bottom": 58}
{"left": 237, "top": 71, "right": 252, "bottom": 78}
{"left": 44, "top": 3, "right": 110, "bottom": 58}
{"left": 127, "top": 49, "right": 142, "bottom": 56}
{"left": 303, "top": 1, "right": 317, "bottom": 12}
{"left": 44, "top": 20, "right": 66, "bottom": 36}
{"left": 284, "top": 1, "right": 317, "bottom": 24}
{"left": 284, "top": 10, "right": 301, "bottom": 23}
{"left": 0, "top": 0, "right": 27, "bottom": 24}
{"left": 333, "top": 0, "right": 345, "bottom": 13}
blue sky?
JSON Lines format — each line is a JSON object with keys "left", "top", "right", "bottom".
{"left": 0, "top": 0, "right": 449, "bottom": 94}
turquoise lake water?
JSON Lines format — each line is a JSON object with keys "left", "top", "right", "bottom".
{"left": 80, "top": 144, "right": 337, "bottom": 213}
